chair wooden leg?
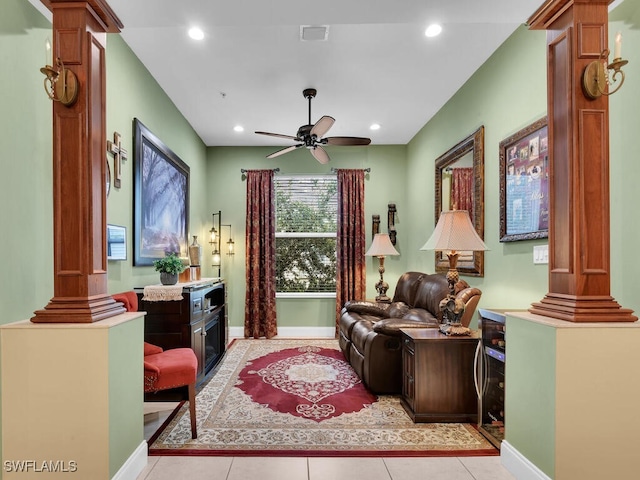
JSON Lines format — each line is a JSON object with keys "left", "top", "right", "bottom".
{"left": 188, "top": 382, "right": 197, "bottom": 439}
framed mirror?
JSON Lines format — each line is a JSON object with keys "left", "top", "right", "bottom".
{"left": 434, "top": 126, "right": 485, "bottom": 277}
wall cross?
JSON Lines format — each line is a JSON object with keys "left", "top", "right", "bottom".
{"left": 107, "top": 132, "right": 128, "bottom": 188}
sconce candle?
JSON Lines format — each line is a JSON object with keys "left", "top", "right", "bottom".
{"left": 45, "top": 37, "right": 52, "bottom": 66}
{"left": 614, "top": 32, "right": 622, "bottom": 59}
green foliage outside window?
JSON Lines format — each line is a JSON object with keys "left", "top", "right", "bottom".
{"left": 275, "top": 177, "right": 337, "bottom": 293}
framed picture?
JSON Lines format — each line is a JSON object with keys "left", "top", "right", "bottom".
{"left": 133, "top": 118, "right": 190, "bottom": 266}
{"left": 107, "top": 224, "right": 126, "bottom": 261}
{"left": 499, "top": 117, "right": 548, "bottom": 242}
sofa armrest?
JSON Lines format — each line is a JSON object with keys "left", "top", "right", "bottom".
{"left": 373, "top": 317, "right": 438, "bottom": 336}
{"left": 455, "top": 287, "right": 482, "bottom": 328}
{"left": 343, "top": 300, "right": 390, "bottom": 317}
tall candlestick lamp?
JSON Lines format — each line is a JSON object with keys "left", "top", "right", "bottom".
{"left": 365, "top": 233, "right": 400, "bottom": 303}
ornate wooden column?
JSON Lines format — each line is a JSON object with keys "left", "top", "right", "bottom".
{"left": 528, "top": 0, "right": 636, "bottom": 322}
{"left": 32, "top": 0, "right": 125, "bottom": 323}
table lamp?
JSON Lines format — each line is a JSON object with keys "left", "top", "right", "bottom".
{"left": 421, "top": 210, "right": 488, "bottom": 334}
{"left": 365, "top": 233, "right": 400, "bottom": 303}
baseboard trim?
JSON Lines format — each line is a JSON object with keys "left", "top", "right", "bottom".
{"left": 112, "top": 440, "right": 147, "bottom": 480}
{"left": 501, "top": 440, "right": 551, "bottom": 480}
{"left": 228, "top": 326, "right": 336, "bottom": 339}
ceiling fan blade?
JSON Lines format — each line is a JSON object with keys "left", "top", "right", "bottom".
{"left": 311, "top": 146, "right": 331, "bottom": 164}
{"left": 324, "top": 136, "right": 371, "bottom": 146}
{"left": 310, "top": 116, "right": 335, "bottom": 138}
{"left": 266, "top": 144, "right": 302, "bottom": 159}
{"left": 255, "top": 131, "right": 299, "bottom": 141}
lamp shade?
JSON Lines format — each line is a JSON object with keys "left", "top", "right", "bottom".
{"left": 420, "top": 210, "right": 488, "bottom": 252}
{"left": 365, "top": 233, "right": 400, "bottom": 257}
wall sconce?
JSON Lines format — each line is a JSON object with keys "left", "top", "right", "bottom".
{"left": 222, "top": 225, "right": 235, "bottom": 256}
{"left": 582, "top": 33, "right": 628, "bottom": 99}
{"left": 210, "top": 211, "right": 222, "bottom": 275}
{"left": 40, "top": 38, "right": 78, "bottom": 106}
{"left": 387, "top": 203, "right": 397, "bottom": 245}
{"left": 372, "top": 214, "right": 380, "bottom": 240}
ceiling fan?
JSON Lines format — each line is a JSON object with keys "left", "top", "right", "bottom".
{"left": 255, "top": 88, "right": 371, "bottom": 164}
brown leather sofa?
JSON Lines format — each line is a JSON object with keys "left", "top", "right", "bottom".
{"left": 338, "top": 271, "right": 482, "bottom": 394}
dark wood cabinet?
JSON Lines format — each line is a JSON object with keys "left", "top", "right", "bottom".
{"left": 136, "top": 280, "right": 227, "bottom": 385}
{"left": 400, "top": 328, "right": 479, "bottom": 423}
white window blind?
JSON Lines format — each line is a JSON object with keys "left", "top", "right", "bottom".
{"left": 275, "top": 175, "right": 337, "bottom": 294}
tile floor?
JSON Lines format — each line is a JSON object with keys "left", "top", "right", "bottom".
{"left": 138, "top": 405, "right": 516, "bottom": 480}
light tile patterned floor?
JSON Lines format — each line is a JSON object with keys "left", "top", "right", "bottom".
{"left": 136, "top": 455, "right": 516, "bottom": 480}
{"left": 139, "top": 406, "right": 515, "bottom": 480}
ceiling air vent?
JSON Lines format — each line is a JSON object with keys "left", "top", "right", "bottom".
{"left": 300, "top": 25, "right": 329, "bottom": 42}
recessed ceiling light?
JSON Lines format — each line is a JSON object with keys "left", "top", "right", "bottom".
{"left": 188, "top": 27, "right": 205, "bottom": 40}
{"left": 425, "top": 24, "right": 442, "bottom": 38}
{"left": 233, "top": 125, "right": 244, "bottom": 133}
{"left": 370, "top": 123, "right": 381, "bottom": 131}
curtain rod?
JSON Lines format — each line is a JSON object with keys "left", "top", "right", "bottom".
{"left": 330, "top": 168, "right": 371, "bottom": 173}
{"left": 240, "top": 168, "right": 280, "bottom": 173}
{"left": 240, "top": 167, "right": 370, "bottom": 174}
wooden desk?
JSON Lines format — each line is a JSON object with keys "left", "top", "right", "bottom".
{"left": 400, "top": 328, "right": 479, "bottom": 423}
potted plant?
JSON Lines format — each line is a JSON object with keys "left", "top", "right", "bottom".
{"left": 153, "top": 253, "right": 186, "bottom": 285}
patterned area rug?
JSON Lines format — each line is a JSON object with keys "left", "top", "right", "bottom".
{"left": 148, "top": 339, "right": 497, "bottom": 456}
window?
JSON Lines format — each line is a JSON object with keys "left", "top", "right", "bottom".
{"left": 275, "top": 175, "right": 337, "bottom": 296}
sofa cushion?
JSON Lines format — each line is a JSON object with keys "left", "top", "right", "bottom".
{"left": 391, "top": 272, "right": 425, "bottom": 305}
{"left": 402, "top": 308, "right": 439, "bottom": 325}
{"left": 412, "top": 274, "right": 451, "bottom": 317}
{"left": 351, "top": 318, "right": 376, "bottom": 354}
{"left": 388, "top": 302, "right": 410, "bottom": 318}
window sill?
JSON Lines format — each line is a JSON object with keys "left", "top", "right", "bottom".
{"left": 276, "top": 292, "right": 336, "bottom": 299}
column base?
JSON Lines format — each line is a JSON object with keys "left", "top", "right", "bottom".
{"left": 530, "top": 293, "right": 637, "bottom": 323}
{"left": 31, "top": 295, "right": 126, "bottom": 323}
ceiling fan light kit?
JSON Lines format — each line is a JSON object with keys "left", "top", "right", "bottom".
{"left": 255, "top": 88, "right": 371, "bottom": 163}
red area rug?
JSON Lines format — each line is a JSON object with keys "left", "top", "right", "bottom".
{"left": 237, "top": 346, "right": 376, "bottom": 421}
{"left": 148, "top": 339, "right": 497, "bottom": 457}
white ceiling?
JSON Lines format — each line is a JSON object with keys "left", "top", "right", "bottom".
{"left": 36, "top": 0, "right": 548, "bottom": 147}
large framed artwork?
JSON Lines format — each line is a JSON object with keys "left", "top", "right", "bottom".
{"left": 499, "top": 117, "right": 549, "bottom": 242}
{"left": 133, "top": 118, "right": 190, "bottom": 266}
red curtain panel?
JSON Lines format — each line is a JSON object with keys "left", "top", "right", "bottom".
{"left": 244, "top": 170, "right": 277, "bottom": 339}
{"left": 451, "top": 167, "right": 474, "bottom": 218}
{"left": 335, "top": 169, "right": 367, "bottom": 336}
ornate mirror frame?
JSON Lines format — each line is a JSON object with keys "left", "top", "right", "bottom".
{"left": 434, "top": 126, "right": 485, "bottom": 277}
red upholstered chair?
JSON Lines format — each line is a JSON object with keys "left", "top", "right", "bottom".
{"left": 112, "top": 291, "right": 198, "bottom": 438}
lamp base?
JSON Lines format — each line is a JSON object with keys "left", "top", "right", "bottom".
{"left": 375, "top": 294, "right": 392, "bottom": 304}
{"left": 374, "top": 274, "right": 390, "bottom": 304}
{"left": 439, "top": 322, "right": 471, "bottom": 336}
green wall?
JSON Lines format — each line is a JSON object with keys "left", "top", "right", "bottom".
{"left": 2, "top": 0, "right": 640, "bottom": 475}
{"left": 609, "top": 0, "right": 640, "bottom": 313}
{"left": 6, "top": 0, "right": 638, "bottom": 331}
{"left": 1, "top": 0, "right": 54, "bottom": 324}
{"left": 406, "top": 25, "right": 550, "bottom": 324}
{"left": 105, "top": 34, "right": 210, "bottom": 295}
{"left": 0, "top": 1, "right": 209, "bottom": 476}
{"left": 506, "top": 314, "right": 557, "bottom": 477}
{"left": 108, "top": 315, "right": 144, "bottom": 478}
{"left": 0, "top": 2, "right": 210, "bottom": 323}
{"left": 206, "top": 144, "right": 409, "bottom": 330}
{"left": 406, "top": 6, "right": 640, "bottom": 325}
